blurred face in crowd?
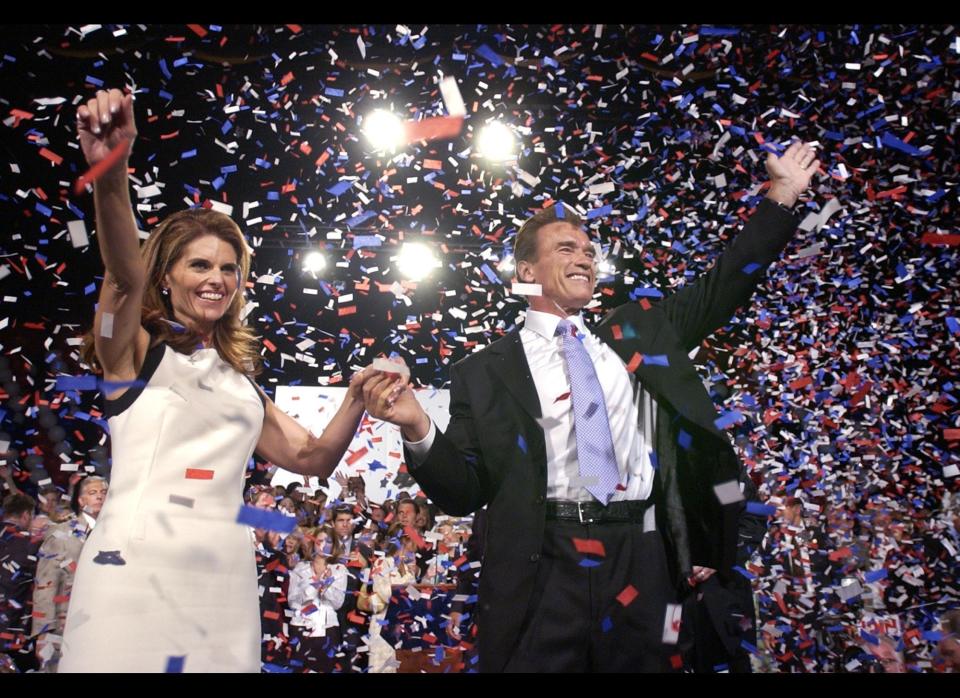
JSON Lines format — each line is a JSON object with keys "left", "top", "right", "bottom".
{"left": 314, "top": 531, "right": 331, "bottom": 557}
{"left": 78, "top": 479, "right": 108, "bottom": 518}
{"left": 284, "top": 533, "right": 301, "bottom": 555}
{"left": 254, "top": 491, "right": 275, "bottom": 509}
{"left": 278, "top": 498, "right": 296, "bottom": 515}
{"left": 370, "top": 505, "right": 384, "bottom": 523}
{"left": 397, "top": 500, "right": 417, "bottom": 528}
{"left": 939, "top": 636, "right": 960, "bottom": 671}
{"left": 334, "top": 512, "right": 353, "bottom": 540}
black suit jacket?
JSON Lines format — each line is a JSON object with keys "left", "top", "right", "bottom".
{"left": 404, "top": 199, "right": 798, "bottom": 672}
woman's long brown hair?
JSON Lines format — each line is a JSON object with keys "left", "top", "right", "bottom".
{"left": 81, "top": 208, "right": 262, "bottom": 377}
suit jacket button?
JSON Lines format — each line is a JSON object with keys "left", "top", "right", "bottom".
{"left": 529, "top": 553, "right": 540, "bottom": 562}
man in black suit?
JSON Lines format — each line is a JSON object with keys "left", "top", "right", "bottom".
{"left": 1, "top": 493, "right": 40, "bottom": 673}
{"left": 362, "top": 141, "right": 819, "bottom": 672}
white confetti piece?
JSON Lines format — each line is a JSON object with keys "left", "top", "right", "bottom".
{"left": 357, "top": 35, "right": 366, "bottom": 59}
{"left": 713, "top": 480, "right": 744, "bottom": 505}
{"left": 100, "top": 312, "right": 114, "bottom": 339}
{"left": 588, "top": 182, "right": 615, "bottom": 196}
{"left": 168, "top": 495, "right": 195, "bottom": 508}
{"left": 67, "top": 220, "right": 89, "bottom": 248}
{"left": 943, "top": 464, "right": 959, "bottom": 478}
{"left": 370, "top": 357, "right": 410, "bottom": 379}
{"left": 511, "top": 282, "right": 542, "bottom": 296}
{"left": 0, "top": 266, "right": 9, "bottom": 281}
{"left": 662, "top": 603, "right": 682, "bottom": 644}
{"left": 439, "top": 76, "right": 466, "bottom": 117}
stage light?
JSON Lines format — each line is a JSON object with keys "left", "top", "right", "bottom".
{"left": 476, "top": 121, "right": 516, "bottom": 162}
{"left": 302, "top": 251, "right": 326, "bottom": 274}
{"left": 395, "top": 242, "right": 441, "bottom": 281}
{"left": 363, "top": 109, "right": 405, "bottom": 152}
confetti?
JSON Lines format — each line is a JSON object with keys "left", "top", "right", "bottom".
{"left": 185, "top": 468, "right": 214, "bottom": 480}
{"left": 92, "top": 550, "right": 126, "bottom": 565}
{"left": 235, "top": 504, "right": 297, "bottom": 533}
{"left": 73, "top": 137, "right": 131, "bottom": 194}
{"left": 712, "top": 480, "right": 745, "bottom": 505}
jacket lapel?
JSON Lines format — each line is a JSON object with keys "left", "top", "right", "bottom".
{"left": 488, "top": 325, "right": 542, "bottom": 421}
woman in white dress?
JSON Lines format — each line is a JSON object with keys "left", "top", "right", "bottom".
{"left": 287, "top": 528, "right": 347, "bottom": 672}
{"left": 58, "top": 88, "right": 375, "bottom": 673}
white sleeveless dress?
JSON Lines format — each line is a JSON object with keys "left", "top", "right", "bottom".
{"left": 59, "top": 342, "right": 264, "bottom": 673}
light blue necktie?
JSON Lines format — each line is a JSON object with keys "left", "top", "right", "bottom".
{"left": 556, "top": 319, "right": 620, "bottom": 505}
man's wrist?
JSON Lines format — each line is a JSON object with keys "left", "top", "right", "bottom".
{"left": 400, "top": 411, "right": 431, "bottom": 443}
{"left": 766, "top": 184, "right": 799, "bottom": 210}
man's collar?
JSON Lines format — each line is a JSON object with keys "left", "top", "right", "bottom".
{"left": 524, "top": 308, "right": 587, "bottom": 340}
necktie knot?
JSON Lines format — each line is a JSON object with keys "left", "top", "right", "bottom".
{"left": 555, "top": 319, "right": 578, "bottom": 339}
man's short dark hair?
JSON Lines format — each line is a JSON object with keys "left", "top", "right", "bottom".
{"left": 514, "top": 205, "right": 585, "bottom": 266}
{"left": 2, "top": 492, "right": 35, "bottom": 520}
{"left": 943, "top": 609, "right": 960, "bottom": 636}
{"left": 333, "top": 504, "right": 353, "bottom": 520}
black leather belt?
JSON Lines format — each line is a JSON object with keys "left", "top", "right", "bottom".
{"left": 545, "top": 499, "right": 651, "bottom": 524}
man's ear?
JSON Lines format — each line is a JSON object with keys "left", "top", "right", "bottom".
{"left": 516, "top": 260, "right": 534, "bottom": 284}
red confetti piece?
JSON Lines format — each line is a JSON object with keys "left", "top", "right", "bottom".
{"left": 944, "top": 429, "right": 960, "bottom": 441}
{"left": 788, "top": 376, "right": 812, "bottom": 390}
{"left": 262, "top": 610, "right": 280, "bottom": 621}
{"left": 39, "top": 147, "right": 63, "bottom": 165}
{"left": 345, "top": 446, "right": 368, "bottom": 466}
{"left": 610, "top": 325, "right": 623, "bottom": 340}
{"left": 404, "top": 116, "right": 464, "bottom": 144}
{"left": 625, "top": 352, "right": 643, "bottom": 372}
{"left": 638, "top": 298, "right": 652, "bottom": 311}
{"left": 616, "top": 584, "right": 639, "bottom": 607}
{"left": 921, "top": 233, "right": 960, "bottom": 246}
{"left": 185, "top": 468, "right": 214, "bottom": 480}
{"left": 73, "top": 137, "right": 131, "bottom": 194}
{"left": 553, "top": 391, "right": 571, "bottom": 403}
{"left": 186, "top": 24, "right": 207, "bottom": 38}
{"left": 338, "top": 306, "right": 357, "bottom": 316}
{"left": 572, "top": 538, "right": 606, "bottom": 556}
{"left": 669, "top": 654, "right": 683, "bottom": 669}
{"left": 262, "top": 339, "right": 277, "bottom": 352}
{"left": 422, "top": 159, "right": 444, "bottom": 170}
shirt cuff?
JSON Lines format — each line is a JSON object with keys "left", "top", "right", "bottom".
{"left": 402, "top": 419, "right": 437, "bottom": 466}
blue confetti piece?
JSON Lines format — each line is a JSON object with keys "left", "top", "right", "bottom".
{"left": 733, "top": 565, "right": 756, "bottom": 580}
{"left": 262, "top": 663, "right": 294, "bottom": 673}
{"left": 480, "top": 263, "right": 500, "bottom": 285}
{"left": 922, "top": 630, "right": 943, "bottom": 642}
{"left": 99, "top": 379, "right": 147, "bottom": 394}
{"left": 864, "top": 568, "right": 888, "bottom": 583}
{"left": 880, "top": 131, "right": 923, "bottom": 156}
{"left": 946, "top": 317, "right": 960, "bottom": 335}
{"left": 700, "top": 27, "right": 741, "bottom": 37}
{"left": 555, "top": 203, "right": 565, "bottom": 219}
{"left": 586, "top": 204, "right": 613, "bottom": 220}
{"left": 745, "top": 502, "right": 777, "bottom": 517}
{"left": 165, "top": 656, "right": 185, "bottom": 673}
{"left": 677, "top": 430, "right": 692, "bottom": 450}
{"left": 714, "top": 410, "right": 744, "bottom": 430}
{"left": 324, "top": 87, "right": 344, "bottom": 98}
{"left": 326, "top": 180, "right": 352, "bottom": 197}
{"left": 181, "top": 149, "right": 197, "bottom": 159}
{"left": 368, "top": 459, "right": 386, "bottom": 471}
{"left": 742, "top": 262, "right": 762, "bottom": 274}
{"left": 475, "top": 44, "right": 503, "bottom": 67}
{"left": 56, "top": 374, "right": 98, "bottom": 391}
{"left": 84, "top": 282, "right": 97, "bottom": 295}
{"left": 740, "top": 640, "right": 760, "bottom": 656}
{"left": 579, "top": 558, "right": 602, "bottom": 568}
{"left": 235, "top": 504, "right": 297, "bottom": 533}
{"left": 860, "top": 629, "right": 879, "bottom": 646}
{"left": 345, "top": 210, "right": 377, "bottom": 228}
{"left": 517, "top": 434, "right": 527, "bottom": 454}
{"left": 601, "top": 616, "right": 613, "bottom": 633}
{"left": 642, "top": 354, "right": 669, "bottom": 367}
{"left": 352, "top": 235, "right": 382, "bottom": 249}
{"left": 93, "top": 550, "right": 126, "bottom": 565}
{"left": 632, "top": 287, "right": 664, "bottom": 299}
{"left": 648, "top": 451, "right": 659, "bottom": 471}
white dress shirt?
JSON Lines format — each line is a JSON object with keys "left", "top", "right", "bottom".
{"left": 406, "top": 309, "right": 656, "bottom": 503}
{"left": 287, "top": 561, "right": 347, "bottom": 637}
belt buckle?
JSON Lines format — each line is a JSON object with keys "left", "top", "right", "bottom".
{"left": 577, "top": 501, "right": 594, "bottom": 525}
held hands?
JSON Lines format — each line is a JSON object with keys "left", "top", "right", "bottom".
{"left": 76, "top": 88, "right": 137, "bottom": 168}
{"left": 764, "top": 140, "right": 821, "bottom": 208}
{"left": 358, "top": 360, "right": 430, "bottom": 441}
